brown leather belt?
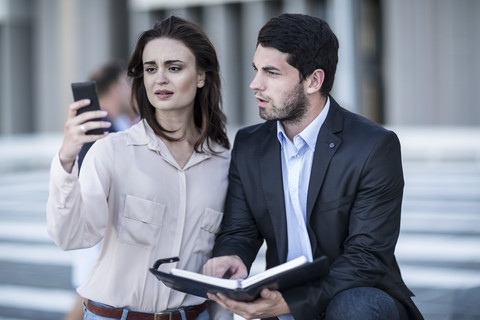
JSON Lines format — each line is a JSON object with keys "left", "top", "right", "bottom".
{"left": 86, "top": 300, "right": 206, "bottom": 320}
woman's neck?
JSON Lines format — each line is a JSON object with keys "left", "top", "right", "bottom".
{"left": 155, "top": 108, "right": 197, "bottom": 142}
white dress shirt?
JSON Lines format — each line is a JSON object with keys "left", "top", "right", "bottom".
{"left": 46, "top": 120, "right": 230, "bottom": 313}
{"left": 277, "top": 98, "right": 330, "bottom": 320}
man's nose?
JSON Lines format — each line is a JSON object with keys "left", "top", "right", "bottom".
{"left": 249, "top": 73, "right": 264, "bottom": 91}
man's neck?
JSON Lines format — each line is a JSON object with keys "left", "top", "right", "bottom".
{"left": 281, "top": 95, "right": 327, "bottom": 141}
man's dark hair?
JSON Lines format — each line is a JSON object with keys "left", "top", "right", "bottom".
{"left": 257, "top": 13, "right": 339, "bottom": 96}
{"left": 89, "top": 60, "right": 126, "bottom": 98}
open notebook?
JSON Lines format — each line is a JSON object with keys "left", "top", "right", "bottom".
{"left": 149, "top": 255, "right": 329, "bottom": 302}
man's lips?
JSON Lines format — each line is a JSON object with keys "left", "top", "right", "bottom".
{"left": 255, "top": 95, "right": 269, "bottom": 106}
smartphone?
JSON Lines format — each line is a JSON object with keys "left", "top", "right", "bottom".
{"left": 71, "top": 81, "right": 105, "bottom": 135}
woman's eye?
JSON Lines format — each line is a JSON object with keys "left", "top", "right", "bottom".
{"left": 169, "top": 66, "right": 181, "bottom": 72}
{"left": 145, "top": 67, "right": 156, "bottom": 73}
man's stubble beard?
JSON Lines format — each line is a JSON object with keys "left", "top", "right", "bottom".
{"left": 258, "top": 82, "right": 308, "bottom": 124}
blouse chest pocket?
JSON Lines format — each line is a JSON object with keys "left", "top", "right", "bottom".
{"left": 118, "top": 194, "right": 165, "bottom": 247}
{"left": 194, "top": 208, "right": 223, "bottom": 256}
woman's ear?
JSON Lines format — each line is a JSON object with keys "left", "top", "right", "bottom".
{"left": 306, "top": 69, "right": 325, "bottom": 94}
{"left": 197, "top": 71, "right": 206, "bottom": 88}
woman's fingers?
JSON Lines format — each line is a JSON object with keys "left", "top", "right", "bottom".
{"left": 76, "top": 120, "right": 111, "bottom": 135}
{"left": 68, "top": 99, "right": 90, "bottom": 117}
{"left": 68, "top": 99, "right": 109, "bottom": 124}
{"left": 58, "top": 100, "right": 110, "bottom": 173}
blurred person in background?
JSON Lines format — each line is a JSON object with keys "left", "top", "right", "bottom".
{"left": 204, "top": 13, "right": 423, "bottom": 320}
{"left": 64, "top": 60, "right": 137, "bottom": 320}
{"left": 47, "top": 15, "right": 231, "bottom": 320}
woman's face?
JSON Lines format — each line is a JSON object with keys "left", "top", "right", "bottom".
{"left": 142, "top": 37, "right": 205, "bottom": 115}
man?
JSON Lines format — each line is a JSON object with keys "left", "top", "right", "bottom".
{"left": 203, "top": 14, "right": 423, "bottom": 320}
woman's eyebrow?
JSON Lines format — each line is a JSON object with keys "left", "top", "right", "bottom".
{"left": 143, "top": 60, "right": 185, "bottom": 66}
{"left": 143, "top": 60, "right": 156, "bottom": 66}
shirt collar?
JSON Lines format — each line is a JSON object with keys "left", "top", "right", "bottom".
{"left": 126, "top": 119, "right": 157, "bottom": 148}
{"left": 277, "top": 96, "right": 331, "bottom": 151}
{"left": 126, "top": 119, "right": 229, "bottom": 160}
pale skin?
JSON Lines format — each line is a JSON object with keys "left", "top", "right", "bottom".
{"left": 58, "top": 37, "right": 205, "bottom": 173}
{"left": 203, "top": 44, "right": 327, "bottom": 319}
{"left": 142, "top": 37, "right": 205, "bottom": 168}
{"left": 58, "top": 102, "right": 110, "bottom": 173}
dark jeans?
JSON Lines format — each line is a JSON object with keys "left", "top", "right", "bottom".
{"left": 324, "top": 287, "right": 407, "bottom": 320}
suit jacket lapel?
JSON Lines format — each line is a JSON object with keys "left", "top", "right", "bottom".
{"left": 257, "top": 98, "right": 344, "bottom": 262}
{"left": 306, "top": 98, "right": 343, "bottom": 253}
{"left": 259, "top": 122, "right": 288, "bottom": 263}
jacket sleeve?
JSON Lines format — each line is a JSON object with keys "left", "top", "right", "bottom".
{"left": 212, "top": 131, "right": 264, "bottom": 271}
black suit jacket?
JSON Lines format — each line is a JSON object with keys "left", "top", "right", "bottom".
{"left": 212, "top": 97, "right": 423, "bottom": 319}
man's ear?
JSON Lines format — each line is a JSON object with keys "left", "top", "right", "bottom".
{"left": 197, "top": 71, "right": 206, "bottom": 88}
{"left": 306, "top": 69, "right": 325, "bottom": 94}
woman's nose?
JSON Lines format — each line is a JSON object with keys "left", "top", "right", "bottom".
{"left": 155, "top": 70, "right": 168, "bottom": 84}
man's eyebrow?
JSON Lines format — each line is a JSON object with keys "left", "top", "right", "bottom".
{"left": 252, "top": 62, "right": 281, "bottom": 72}
{"left": 262, "top": 65, "right": 281, "bottom": 72}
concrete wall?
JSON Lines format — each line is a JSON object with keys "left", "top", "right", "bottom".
{"left": 383, "top": 0, "right": 480, "bottom": 125}
{"left": 1, "top": 0, "right": 479, "bottom": 136}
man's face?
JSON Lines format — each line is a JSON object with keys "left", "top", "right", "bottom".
{"left": 250, "top": 45, "right": 308, "bottom": 123}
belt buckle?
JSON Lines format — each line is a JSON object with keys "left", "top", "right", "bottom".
{"left": 154, "top": 311, "right": 173, "bottom": 320}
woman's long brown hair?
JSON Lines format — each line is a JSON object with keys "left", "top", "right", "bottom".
{"left": 128, "top": 16, "right": 230, "bottom": 152}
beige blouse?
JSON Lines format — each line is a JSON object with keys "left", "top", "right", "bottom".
{"left": 46, "top": 120, "right": 230, "bottom": 313}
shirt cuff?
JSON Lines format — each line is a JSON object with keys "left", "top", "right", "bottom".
{"left": 50, "top": 152, "right": 79, "bottom": 208}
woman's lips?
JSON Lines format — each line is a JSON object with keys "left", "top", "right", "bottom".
{"left": 155, "top": 90, "right": 173, "bottom": 99}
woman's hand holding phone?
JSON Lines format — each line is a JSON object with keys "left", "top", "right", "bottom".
{"left": 58, "top": 99, "right": 110, "bottom": 174}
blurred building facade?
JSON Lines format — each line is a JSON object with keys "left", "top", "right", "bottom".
{"left": 0, "top": 0, "right": 479, "bottom": 135}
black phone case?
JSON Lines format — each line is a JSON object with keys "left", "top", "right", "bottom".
{"left": 71, "top": 81, "right": 105, "bottom": 135}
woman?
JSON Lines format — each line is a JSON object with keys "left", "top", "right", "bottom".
{"left": 47, "top": 16, "right": 231, "bottom": 319}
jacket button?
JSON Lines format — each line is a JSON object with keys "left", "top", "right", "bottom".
{"left": 329, "top": 142, "right": 335, "bottom": 148}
